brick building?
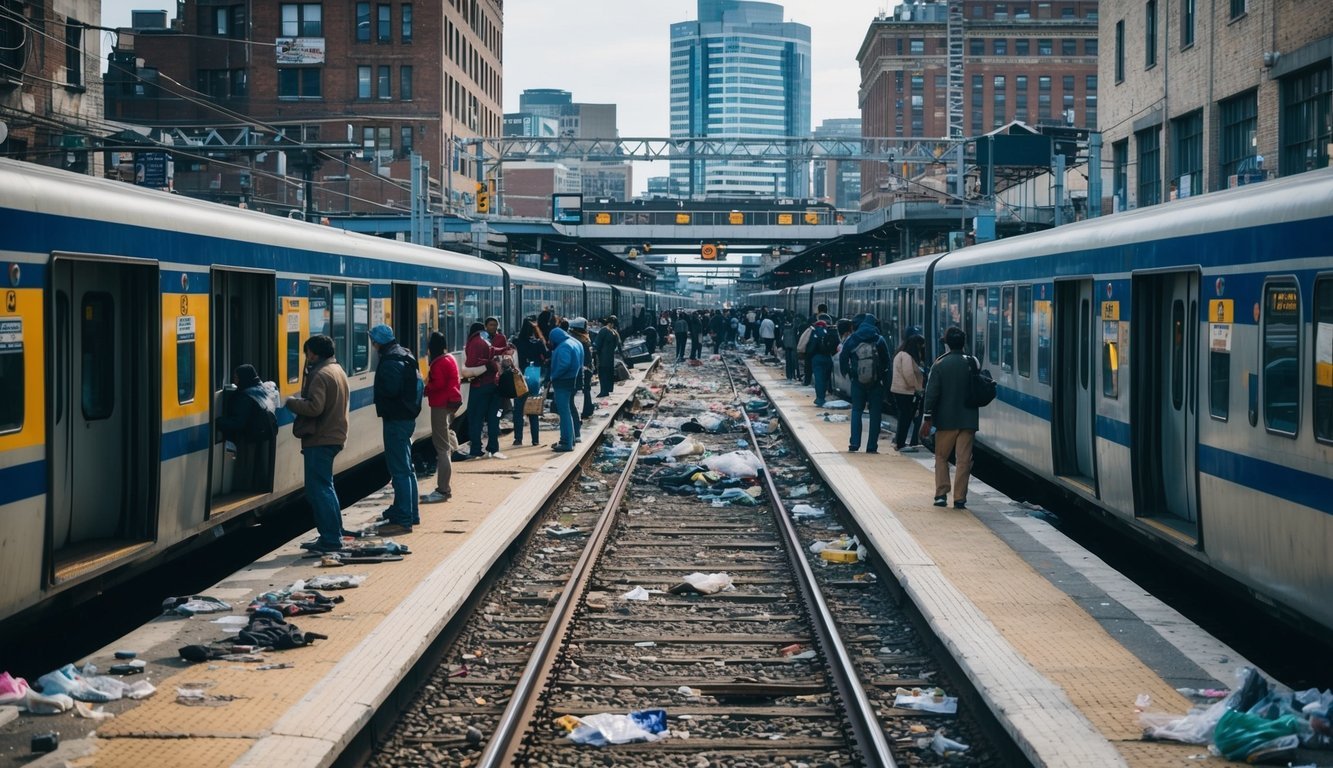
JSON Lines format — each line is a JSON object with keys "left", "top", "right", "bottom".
{"left": 105, "top": 0, "right": 502, "bottom": 217}
{"left": 1099, "top": 0, "right": 1332, "bottom": 212}
{"left": 0, "top": 0, "right": 106, "bottom": 175}
{"left": 856, "top": 0, "right": 1099, "bottom": 210}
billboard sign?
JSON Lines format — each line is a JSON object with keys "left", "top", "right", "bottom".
{"left": 276, "top": 38, "right": 325, "bottom": 64}
{"left": 552, "top": 193, "right": 583, "bottom": 225}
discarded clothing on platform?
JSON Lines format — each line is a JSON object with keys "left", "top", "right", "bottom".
{"left": 236, "top": 615, "right": 326, "bottom": 650}
{"left": 162, "top": 595, "right": 232, "bottom": 616}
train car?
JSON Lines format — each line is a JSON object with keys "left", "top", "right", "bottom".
{"left": 611, "top": 285, "right": 647, "bottom": 325}
{"left": 826, "top": 260, "right": 932, "bottom": 395}
{"left": 0, "top": 159, "right": 525, "bottom": 621}
{"left": 583, "top": 281, "right": 614, "bottom": 322}
{"left": 501, "top": 265, "right": 585, "bottom": 331}
{"left": 930, "top": 167, "right": 1333, "bottom": 633}
{"left": 749, "top": 289, "right": 781, "bottom": 311}
{"left": 810, "top": 275, "right": 844, "bottom": 321}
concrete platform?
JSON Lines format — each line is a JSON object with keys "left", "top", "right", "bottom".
{"left": 747, "top": 361, "right": 1271, "bottom": 768}
{"left": 0, "top": 366, "right": 654, "bottom": 768}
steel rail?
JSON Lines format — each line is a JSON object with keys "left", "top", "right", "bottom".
{"left": 721, "top": 356, "right": 898, "bottom": 768}
{"left": 477, "top": 359, "right": 667, "bottom": 767}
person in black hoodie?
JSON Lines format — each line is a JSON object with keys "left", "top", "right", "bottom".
{"left": 511, "top": 317, "right": 547, "bottom": 447}
{"left": 216, "top": 363, "right": 277, "bottom": 492}
{"left": 594, "top": 315, "right": 621, "bottom": 397}
{"left": 370, "top": 324, "right": 422, "bottom": 534}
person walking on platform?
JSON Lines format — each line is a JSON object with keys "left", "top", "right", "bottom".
{"left": 758, "top": 312, "right": 777, "bottom": 356}
{"left": 672, "top": 310, "right": 688, "bottom": 362}
{"left": 548, "top": 326, "right": 584, "bottom": 452}
{"left": 922, "top": 326, "right": 979, "bottom": 509}
{"left": 782, "top": 315, "right": 802, "bottom": 381}
{"left": 370, "top": 324, "right": 422, "bottom": 534}
{"left": 594, "top": 315, "right": 621, "bottom": 397}
{"left": 688, "top": 310, "right": 703, "bottom": 360}
{"left": 422, "top": 332, "right": 461, "bottom": 505}
{"left": 890, "top": 334, "right": 927, "bottom": 453}
{"left": 568, "top": 317, "right": 595, "bottom": 418}
{"left": 285, "top": 335, "right": 350, "bottom": 553}
{"left": 709, "top": 310, "right": 727, "bottom": 354}
{"left": 809, "top": 317, "right": 837, "bottom": 407}
{"left": 462, "top": 321, "right": 502, "bottom": 460}
{"left": 839, "top": 315, "right": 891, "bottom": 453}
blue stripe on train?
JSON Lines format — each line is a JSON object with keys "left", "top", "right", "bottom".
{"left": 0, "top": 459, "right": 45, "bottom": 505}
{"left": 160, "top": 386, "right": 377, "bottom": 461}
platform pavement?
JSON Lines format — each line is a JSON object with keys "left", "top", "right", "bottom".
{"left": 6, "top": 364, "right": 656, "bottom": 768}
{"left": 747, "top": 361, "right": 1270, "bottom": 768}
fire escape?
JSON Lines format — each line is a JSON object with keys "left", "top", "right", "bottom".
{"left": 946, "top": 0, "right": 964, "bottom": 138}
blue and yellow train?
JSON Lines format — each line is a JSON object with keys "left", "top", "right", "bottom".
{"left": 753, "top": 167, "right": 1333, "bottom": 634}
{"left": 0, "top": 159, "right": 685, "bottom": 621}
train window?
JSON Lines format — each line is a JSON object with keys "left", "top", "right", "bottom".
{"left": 463, "top": 291, "right": 479, "bottom": 328}
{"left": 1313, "top": 278, "right": 1333, "bottom": 443}
{"left": 1017, "top": 285, "right": 1032, "bottom": 377}
{"left": 1262, "top": 282, "right": 1299, "bottom": 435}
{"left": 1081, "top": 298, "right": 1091, "bottom": 391}
{"left": 309, "top": 283, "right": 331, "bottom": 339}
{"left": 1036, "top": 296, "right": 1052, "bottom": 385}
{"left": 1002, "top": 286, "right": 1015, "bottom": 372}
{"left": 974, "top": 290, "right": 986, "bottom": 362}
{"left": 935, "top": 290, "right": 950, "bottom": 357}
{"left": 988, "top": 289, "right": 1001, "bottom": 366}
{"left": 1102, "top": 326, "right": 1119, "bottom": 399}
{"left": 0, "top": 316, "right": 23, "bottom": 433}
{"left": 331, "top": 283, "right": 348, "bottom": 366}
{"left": 352, "top": 284, "right": 370, "bottom": 373}
{"left": 1210, "top": 343, "right": 1230, "bottom": 422}
{"left": 81, "top": 292, "right": 115, "bottom": 421}
{"left": 177, "top": 314, "right": 196, "bottom": 405}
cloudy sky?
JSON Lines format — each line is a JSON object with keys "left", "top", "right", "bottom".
{"left": 100, "top": 0, "right": 890, "bottom": 188}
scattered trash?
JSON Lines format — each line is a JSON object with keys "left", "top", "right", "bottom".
{"left": 0, "top": 672, "right": 29, "bottom": 706}
{"left": 820, "top": 548, "right": 860, "bottom": 564}
{"left": 30, "top": 732, "right": 59, "bottom": 754}
{"left": 545, "top": 526, "right": 583, "bottom": 539}
{"left": 1213, "top": 708, "right": 1302, "bottom": 763}
{"left": 1175, "top": 688, "right": 1230, "bottom": 699}
{"left": 930, "top": 729, "right": 971, "bottom": 755}
{"left": 566, "top": 709, "right": 668, "bottom": 746}
{"left": 113, "top": 650, "right": 137, "bottom": 660}
{"left": 256, "top": 663, "right": 295, "bottom": 671}
{"left": 710, "top": 487, "right": 760, "bottom": 506}
{"left": 212, "top": 615, "right": 251, "bottom": 626}
{"left": 176, "top": 686, "right": 244, "bottom": 707}
{"left": 791, "top": 504, "right": 826, "bottom": 520}
{"left": 822, "top": 414, "right": 850, "bottom": 423}
{"left": 620, "top": 587, "right": 651, "bottom": 601}
{"left": 823, "top": 399, "right": 851, "bottom": 409}
{"left": 810, "top": 535, "right": 863, "bottom": 563}
{"left": 162, "top": 595, "right": 232, "bottom": 616}
{"left": 668, "top": 572, "right": 735, "bottom": 595}
{"left": 74, "top": 700, "right": 114, "bottom": 720}
{"left": 786, "top": 485, "right": 814, "bottom": 499}
{"left": 301, "top": 574, "right": 366, "bottom": 590}
{"left": 36, "top": 664, "right": 124, "bottom": 702}
{"left": 23, "top": 690, "right": 74, "bottom": 714}
{"left": 894, "top": 688, "right": 959, "bottom": 714}
{"left": 702, "top": 451, "right": 764, "bottom": 478}
{"left": 778, "top": 643, "right": 805, "bottom": 657}
{"left": 634, "top": 641, "right": 657, "bottom": 648}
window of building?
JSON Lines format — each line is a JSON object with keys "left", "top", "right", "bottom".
{"left": 280, "top": 3, "right": 322, "bottom": 36}
{"left": 377, "top": 65, "right": 390, "bottom": 99}
{"left": 1145, "top": 0, "right": 1157, "bottom": 67}
{"left": 400, "top": 65, "right": 412, "bottom": 100}
{"left": 1173, "top": 110, "right": 1203, "bottom": 197}
{"left": 1013, "top": 39, "right": 1028, "bottom": 56}
{"left": 81, "top": 293, "right": 114, "bottom": 420}
{"left": 1017, "top": 285, "right": 1032, "bottom": 377}
{"left": 399, "top": 125, "right": 414, "bottom": 158}
{"left": 278, "top": 68, "right": 321, "bottom": 99}
{"left": 0, "top": 0, "right": 27, "bottom": 75}
{"left": 401, "top": 3, "right": 412, "bottom": 42}
{"left": 910, "top": 38, "right": 924, "bottom": 54}
{"left": 1062, "top": 38, "right": 1077, "bottom": 56}
{"left": 357, "top": 65, "right": 371, "bottom": 98}
{"left": 1219, "top": 90, "right": 1258, "bottom": 183}
{"left": 972, "top": 4, "right": 985, "bottom": 17}
{"left": 969, "top": 38, "right": 984, "bottom": 56}
{"left": 1115, "top": 20, "right": 1125, "bottom": 82}
{"left": 1061, "top": 5, "right": 1076, "bottom": 18}
{"left": 1015, "top": 75, "right": 1029, "bottom": 121}
{"left": 1038, "top": 75, "right": 1052, "bottom": 120}
{"left": 1315, "top": 278, "right": 1333, "bottom": 442}
{"left": 1182, "top": 0, "right": 1195, "bottom": 46}
{"left": 1230, "top": 0, "right": 1245, "bottom": 19}
{"left": 1263, "top": 282, "right": 1300, "bottom": 435}
{"left": 356, "top": 2, "right": 370, "bottom": 41}
{"left": 994, "top": 2, "right": 1009, "bottom": 19}
{"left": 1112, "top": 139, "right": 1128, "bottom": 208}
{"left": 377, "top": 4, "right": 390, "bottom": 42}
{"left": 0, "top": 316, "right": 23, "bottom": 433}
{"left": 993, "top": 75, "right": 1007, "bottom": 125}
{"left": 972, "top": 74, "right": 985, "bottom": 133}
{"left": 1085, "top": 38, "right": 1098, "bottom": 55}
{"left": 65, "top": 23, "right": 83, "bottom": 87}
{"left": 1038, "top": 38, "right": 1052, "bottom": 55}
{"left": 1279, "top": 63, "right": 1332, "bottom": 177}
{"left": 994, "top": 39, "right": 1007, "bottom": 55}
{"left": 1137, "top": 126, "right": 1161, "bottom": 205}
{"left": 198, "top": 69, "right": 228, "bottom": 99}
{"left": 1085, "top": 82, "right": 1097, "bottom": 128}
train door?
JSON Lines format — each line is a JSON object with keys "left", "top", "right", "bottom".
{"left": 48, "top": 257, "right": 158, "bottom": 580}
{"left": 209, "top": 269, "right": 277, "bottom": 508}
{"left": 392, "top": 283, "right": 418, "bottom": 353}
{"left": 1052, "top": 279, "right": 1097, "bottom": 488}
{"left": 1131, "top": 272, "right": 1199, "bottom": 527}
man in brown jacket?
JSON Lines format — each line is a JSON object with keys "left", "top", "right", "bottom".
{"left": 284, "top": 334, "right": 351, "bottom": 552}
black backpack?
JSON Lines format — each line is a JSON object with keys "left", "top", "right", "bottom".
{"left": 815, "top": 327, "right": 839, "bottom": 356}
{"left": 965, "top": 355, "right": 997, "bottom": 408}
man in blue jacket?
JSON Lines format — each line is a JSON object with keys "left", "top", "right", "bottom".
{"left": 370, "top": 324, "right": 422, "bottom": 534}
{"left": 548, "top": 326, "right": 585, "bottom": 452}
{"left": 838, "top": 315, "right": 891, "bottom": 453}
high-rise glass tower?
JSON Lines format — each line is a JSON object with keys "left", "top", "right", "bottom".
{"left": 669, "top": 0, "right": 811, "bottom": 199}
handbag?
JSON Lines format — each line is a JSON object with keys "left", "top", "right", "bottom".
{"left": 523, "top": 387, "right": 545, "bottom": 416}
{"left": 510, "top": 369, "right": 529, "bottom": 398}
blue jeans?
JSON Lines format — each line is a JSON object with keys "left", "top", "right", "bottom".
{"left": 302, "top": 445, "right": 342, "bottom": 547}
{"left": 553, "top": 379, "right": 576, "bottom": 447}
{"left": 850, "top": 381, "right": 885, "bottom": 452}
{"left": 467, "top": 383, "right": 500, "bottom": 455}
{"left": 513, "top": 394, "right": 539, "bottom": 444}
{"left": 382, "top": 418, "right": 418, "bottom": 525}
{"left": 812, "top": 354, "right": 833, "bottom": 404}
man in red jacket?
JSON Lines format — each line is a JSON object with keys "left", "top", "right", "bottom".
{"left": 422, "top": 332, "right": 462, "bottom": 504}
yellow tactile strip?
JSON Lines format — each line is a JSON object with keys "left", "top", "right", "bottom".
{"left": 77, "top": 370, "right": 653, "bottom": 767}
{"left": 751, "top": 365, "right": 1212, "bottom": 768}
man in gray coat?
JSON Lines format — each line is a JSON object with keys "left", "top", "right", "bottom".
{"left": 922, "top": 326, "right": 978, "bottom": 509}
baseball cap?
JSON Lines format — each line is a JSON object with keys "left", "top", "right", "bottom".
{"left": 369, "top": 324, "right": 395, "bottom": 345}
{"left": 569, "top": 317, "right": 588, "bottom": 330}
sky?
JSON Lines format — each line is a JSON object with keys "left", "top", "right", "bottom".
{"left": 100, "top": 0, "right": 891, "bottom": 190}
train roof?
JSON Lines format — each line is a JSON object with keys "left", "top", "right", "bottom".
{"left": 501, "top": 263, "right": 587, "bottom": 287}
{"left": 840, "top": 254, "right": 935, "bottom": 286}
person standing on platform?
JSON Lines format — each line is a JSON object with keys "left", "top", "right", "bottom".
{"left": 286, "top": 335, "right": 350, "bottom": 553}
{"left": 839, "top": 315, "right": 891, "bottom": 453}
{"left": 216, "top": 363, "right": 278, "bottom": 492}
{"left": 594, "top": 315, "right": 621, "bottom": 397}
{"left": 421, "top": 332, "right": 461, "bottom": 505}
{"left": 568, "top": 317, "right": 595, "bottom": 419}
{"left": 548, "top": 326, "right": 584, "bottom": 452}
{"left": 922, "top": 326, "right": 979, "bottom": 509}
{"left": 759, "top": 312, "right": 777, "bottom": 356}
{"left": 369, "top": 324, "right": 422, "bottom": 534}
{"left": 657, "top": 311, "right": 672, "bottom": 353}
{"left": 673, "top": 310, "right": 689, "bottom": 362}
{"left": 688, "top": 310, "right": 703, "bottom": 360}
{"left": 708, "top": 310, "right": 726, "bottom": 354}
{"left": 808, "top": 317, "right": 836, "bottom": 407}
{"left": 890, "top": 334, "right": 927, "bottom": 453}
{"left": 511, "top": 317, "right": 547, "bottom": 447}
{"left": 462, "top": 321, "right": 502, "bottom": 460}
{"left": 781, "top": 315, "right": 801, "bottom": 381}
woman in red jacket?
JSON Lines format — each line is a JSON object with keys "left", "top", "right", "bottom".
{"left": 463, "top": 321, "right": 501, "bottom": 459}
{"left": 422, "top": 332, "right": 462, "bottom": 503}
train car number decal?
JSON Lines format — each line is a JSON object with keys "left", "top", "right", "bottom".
{"left": 176, "top": 315, "right": 195, "bottom": 342}
{"left": 0, "top": 317, "right": 20, "bottom": 352}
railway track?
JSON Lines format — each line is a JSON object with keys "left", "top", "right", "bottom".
{"left": 367, "top": 354, "right": 1012, "bottom": 767}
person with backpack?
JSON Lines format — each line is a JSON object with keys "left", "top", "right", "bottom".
{"left": 217, "top": 363, "right": 279, "bottom": 492}
{"left": 370, "top": 324, "right": 423, "bottom": 535}
{"left": 922, "top": 326, "right": 982, "bottom": 509}
{"left": 839, "top": 315, "right": 891, "bottom": 453}
{"left": 285, "top": 335, "right": 350, "bottom": 553}
{"left": 808, "top": 316, "right": 837, "bottom": 407}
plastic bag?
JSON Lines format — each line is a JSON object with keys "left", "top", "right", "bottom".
{"left": 703, "top": 450, "right": 764, "bottom": 478}
{"left": 1140, "top": 698, "right": 1229, "bottom": 744}
{"left": 823, "top": 399, "right": 851, "bottom": 409}
{"left": 791, "top": 504, "right": 826, "bottom": 519}
{"left": 1213, "top": 708, "right": 1303, "bottom": 762}
{"left": 567, "top": 709, "right": 668, "bottom": 746}
{"left": 668, "top": 438, "right": 704, "bottom": 458}
{"left": 678, "top": 572, "right": 733, "bottom": 595}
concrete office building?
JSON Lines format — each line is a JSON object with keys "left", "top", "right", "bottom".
{"left": 669, "top": 0, "right": 811, "bottom": 198}
{"left": 506, "top": 88, "right": 631, "bottom": 206}
{"left": 1099, "top": 0, "right": 1332, "bottom": 212}
{"left": 813, "top": 118, "right": 863, "bottom": 209}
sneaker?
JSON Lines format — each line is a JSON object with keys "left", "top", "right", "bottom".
{"left": 301, "top": 540, "right": 343, "bottom": 553}
{"left": 814, "top": 400, "right": 826, "bottom": 407}
{"left": 953, "top": 500, "right": 967, "bottom": 510}
{"left": 574, "top": 436, "right": 582, "bottom": 444}
{"left": 420, "top": 490, "right": 448, "bottom": 503}
{"left": 933, "top": 496, "right": 947, "bottom": 507}
{"left": 375, "top": 522, "right": 413, "bottom": 536}
{"left": 866, "top": 448, "right": 879, "bottom": 454}
{"left": 512, "top": 439, "right": 523, "bottom": 446}
{"left": 452, "top": 452, "right": 477, "bottom": 462}
{"left": 848, "top": 446, "right": 858, "bottom": 452}
{"left": 489, "top": 451, "right": 509, "bottom": 460}
{"left": 551, "top": 443, "right": 573, "bottom": 452}
{"left": 899, "top": 445, "right": 919, "bottom": 453}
